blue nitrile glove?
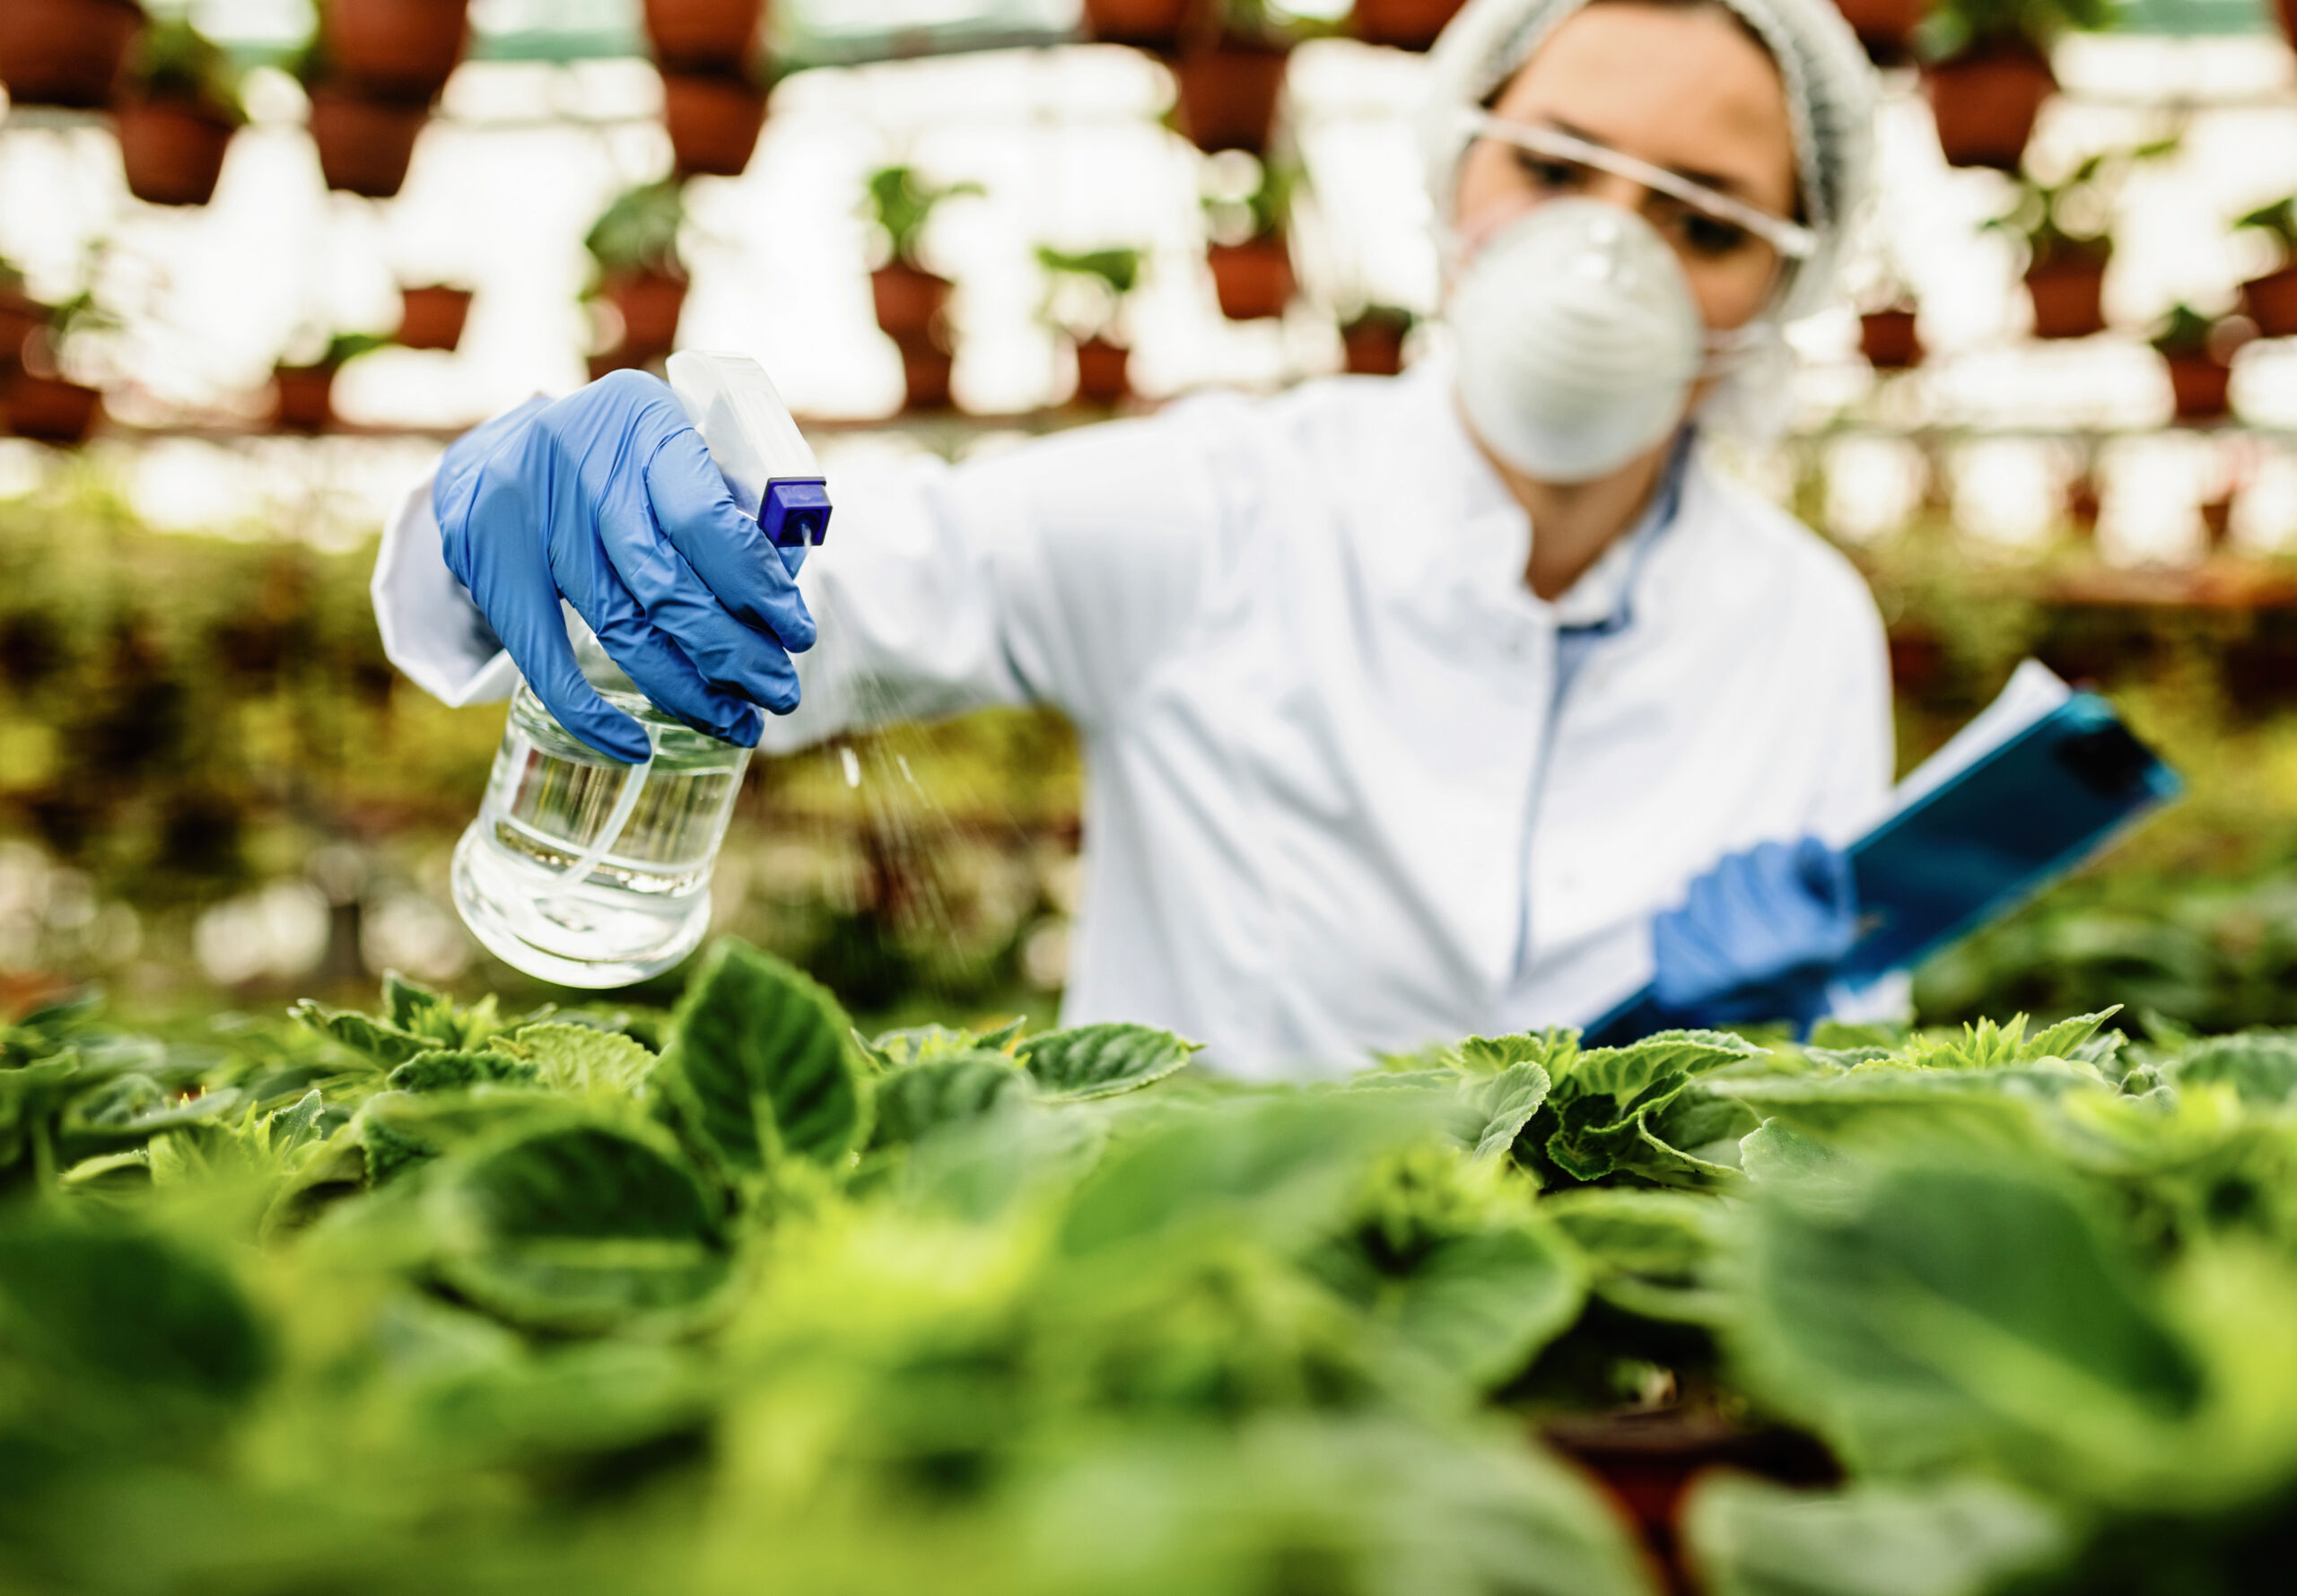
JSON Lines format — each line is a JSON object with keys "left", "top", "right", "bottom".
{"left": 433, "top": 370, "right": 817, "bottom": 763}
{"left": 1650, "top": 837, "right": 1857, "bottom": 1030}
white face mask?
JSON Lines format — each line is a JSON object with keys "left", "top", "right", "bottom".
{"left": 1449, "top": 198, "right": 1706, "bottom": 484}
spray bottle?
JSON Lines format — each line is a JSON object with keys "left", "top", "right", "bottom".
{"left": 450, "top": 352, "right": 831, "bottom": 988}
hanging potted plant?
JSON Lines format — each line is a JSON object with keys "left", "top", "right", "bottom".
{"left": 321, "top": 0, "right": 470, "bottom": 103}
{"left": 1202, "top": 153, "right": 1297, "bottom": 321}
{"left": 1830, "top": 0, "right": 1925, "bottom": 65}
{"left": 1171, "top": 0, "right": 1306, "bottom": 156}
{"left": 114, "top": 17, "right": 244, "bottom": 208}
{"left": 1858, "top": 300, "right": 1922, "bottom": 369}
{"left": 0, "top": 257, "right": 42, "bottom": 373}
{"left": 395, "top": 281, "right": 473, "bottom": 350}
{"left": 1038, "top": 245, "right": 1146, "bottom": 406}
{"left": 1917, "top": 0, "right": 2108, "bottom": 172}
{"left": 660, "top": 62, "right": 769, "bottom": 178}
{"left": 6, "top": 289, "right": 120, "bottom": 446}
{"left": 2152, "top": 304, "right": 2246, "bottom": 424}
{"left": 271, "top": 328, "right": 394, "bottom": 432}
{"left": 1985, "top": 139, "right": 2171, "bottom": 340}
{"left": 583, "top": 179, "right": 691, "bottom": 361}
{"left": 296, "top": 44, "right": 431, "bottom": 199}
{"left": 0, "top": 0, "right": 144, "bottom": 110}
{"left": 643, "top": 0, "right": 763, "bottom": 71}
{"left": 863, "top": 164, "right": 983, "bottom": 347}
{"left": 1350, "top": 0, "right": 1468, "bottom": 52}
{"left": 1340, "top": 304, "right": 1414, "bottom": 375}
{"left": 2235, "top": 197, "right": 2297, "bottom": 339}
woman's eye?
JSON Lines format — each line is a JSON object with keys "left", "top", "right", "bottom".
{"left": 1679, "top": 213, "right": 1752, "bottom": 258}
{"left": 1515, "top": 153, "right": 1583, "bottom": 191}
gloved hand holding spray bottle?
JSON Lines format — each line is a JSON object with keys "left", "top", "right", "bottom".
{"left": 446, "top": 353, "right": 830, "bottom": 987}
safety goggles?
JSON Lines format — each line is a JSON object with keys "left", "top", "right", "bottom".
{"left": 1457, "top": 112, "right": 1816, "bottom": 265}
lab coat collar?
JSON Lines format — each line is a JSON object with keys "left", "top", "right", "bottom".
{"left": 1399, "top": 353, "right": 1695, "bottom": 632}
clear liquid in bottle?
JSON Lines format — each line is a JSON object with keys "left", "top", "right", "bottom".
{"left": 451, "top": 662, "right": 750, "bottom": 989}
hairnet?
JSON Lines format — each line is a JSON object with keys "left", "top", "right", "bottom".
{"left": 1418, "top": 0, "right": 1877, "bottom": 327}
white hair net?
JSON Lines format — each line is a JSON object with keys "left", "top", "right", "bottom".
{"left": 1418, "top": 0, "right": 1878, "bottom": 437}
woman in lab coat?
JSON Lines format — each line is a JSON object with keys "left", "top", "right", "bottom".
{"left": 374, "top": 0, "right": 1891, "bottom": 1077}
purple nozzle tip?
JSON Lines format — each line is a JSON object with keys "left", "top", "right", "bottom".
{"left": 761, "top": 478, "right": 832, "bottom": 549}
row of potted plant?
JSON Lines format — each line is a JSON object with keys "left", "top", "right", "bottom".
{"left": 0, "top": 0, "right": 775, "bottom": 209}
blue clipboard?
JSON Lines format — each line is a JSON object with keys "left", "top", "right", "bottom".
{"left": 1581, "top": 690, "right": 2181, "bottom": 1049}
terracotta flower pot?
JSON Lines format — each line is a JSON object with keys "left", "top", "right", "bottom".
{"left": 661, "top": 69, "right": 766, "bottom": 178}
{"left": 1351, "top": 0, "right": 1468, "bottom": 51}
{"left": 901, "top": 343, "right": 955, "bottom": 411}
{"left": 323, "top": 0, "right": 469, "bottom": 101}
{"left": 1172, "top": 41, "right": 1289, "bottom": 155}
{"left": 603, "top": 270, "right": 688, "bottom": 357}
{"left": 307, "top": 87, "right": 428, "bottom": 199}
{"left": 116, "top": 95, "right": 235, "bottom": 207}
{"left": 1080, "top": 0, "right": 1193, "bottom": 48}
{"left": 587, "top": 347, "right": 657, "bottom": 381}
{"left": 2241, "top": 265, "right": 2297, "bottom": 338}
{"left": 642, "top": 0, "right": 763, "bottom": 71}
{"left": 2026, "top": 253, "right": 2107, "bottom": 340}
{"left": 2164, "top": 353, "right": 2231, "bottom": 423}
{"left": 872, "top": 262, "right": 952, "bottom": 344}
{"left": 0, "top": 292, "right": 46, "bottom": 369}
{"left": 1923, "top": 44, "right": 2055, "bottom": 171}
{"left": 1208, "top": 236, "right": 1295, "bottom": 320}
{"left": 272, "top": 363, "right": 338, "bottom": 432}
{"left": 1341, "top": 315, "right": 1409, "bottom": 375}
{"left": 1829, "top": 0, "right": 1924, "bottom": 64}
{"left": 1073, "top": 336, "right": 1131, "bottom": 405}
{"left": 1859, "top": 308, "right": 1921, "bottom": 369}
{"left": 4, "top": 371, "right": 102, "bottom": 444}
{"left": 0, "top": 0, "right": 143, "bottom": 110}
{"left": 396, "top": 283, "right": 472, "bottom": 351}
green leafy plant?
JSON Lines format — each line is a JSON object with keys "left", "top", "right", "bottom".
{"left": 1916, "top": 0, "right": 2113, "bottom": 60}
{"left": 862, "top": 165, "right": 983, "bottom": 272}
{"left": 2152, "top": 301, "right": 2223, "bottom": 359}
{"left": 1983, "top": 141, "right": 2174, "bottom": 269}
{"left": 130, "top": 16, "right": 247, "bottom": 122}
{"left": 1035, "top": 245, "right": 1146, "bottom": 342}
{"left": 582, "top": 179, "right": 688, "bottom": 281}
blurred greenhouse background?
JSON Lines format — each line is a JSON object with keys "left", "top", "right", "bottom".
{"left": 11, "top": 0, "right": 2297, "bottom": 1030}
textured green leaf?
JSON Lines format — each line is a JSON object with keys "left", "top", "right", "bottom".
{"left": 1545, "top": 1188, "right": 1730, "bottom": 1321}
{"left": 1683, "top": 1475, "right": 2069, "bottom": 1596}
{"left": 499, "top": 1023, "right": 656, "bottom": 1099}
{"left": 870, "top": 1051, "right": 1031, "bottom": 1148}
{"left": 869, "top": 1020, "right": 1023, "bottom": 1069}
{"left": 1727, "top": 1161, "right": 2205, "bottom": 1482}
{"left": 1472, "top": 1062, "right": 1551, "bottom": 1161}
{"left": 290, "top": 1000, "right": 431, "bottom": 1067}
{"left": 383, "top": 971, "right": 454, "bottom": 1035}
{"left": 2170, "top": 1031, "right": 2297, "bottom": 1104}
{"left": 428, "top": 1118, "right": 732, "bottom": 1334}
{"left": 1022, "top": 1023, "right": 1201, "bottom": 1102}
{"left": 1384, "top": 1223, "right": 1585, "bottom": 1386}
{"left": 655, "top": 939, "right": 869, "bottom": 1175}
{"left": 1738, "top": 1119, "right": 1855, "bottom": 1190}
{"left": 1566, "top": 1033, "right": 1767, "bottom": 1116}
{"left": 386, "top": 1050, "right": 540, "bottom": 1094}
{"left": 1457, "top": 1029, "right": 1577, "bottom": 1077}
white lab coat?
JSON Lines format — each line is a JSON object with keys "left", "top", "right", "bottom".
{"left": 372, "top": 355, "right": 1895, "bottom": 1077}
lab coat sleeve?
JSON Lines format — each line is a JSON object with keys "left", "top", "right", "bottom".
{"left": 370, "top": 401, "right": 1240, "bottom": 750}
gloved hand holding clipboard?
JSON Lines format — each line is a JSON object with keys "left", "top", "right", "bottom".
{"left": 1583, "top": 661, "right": 2182, "bottom": 1049}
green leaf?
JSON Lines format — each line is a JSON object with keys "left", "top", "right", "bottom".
{"left": 383, "top": 971, "right": 453, "bottom": 1035}
{"left": 290, "top": 1000, "right": 430, "bottom": 1067}
{"left": 1682, "top": 1474, "right": 2070, "bottom": 1596}
{"left": 1726, "top": 1160, "right": 2205, "bottom": 1483}
{"left": 497, "top": 1023, "right": 655, "bottom": 1099}
{"left": 1543, "top": 1188, "right": 1729, "bottom": 1322}
{"left": 386, "top": 1050, "right": 540, "bottom": 1094}
{"left": 427, "top": 1118, "right": 733, "bottom": 1334}
{"left": 1021, "top": 1022, "right": 1201, "bottom": 1102}
{"left": 2169, "top": 1031, "right": 2297, "bottom": 1104}
{"left": 1457, "top": 1029, "right": 1577, "bottom": 1076}
{"left": 654, "top": 939, "right": 869, "bottom": 1176}
{"left": 1384, "top": 1223, "right": 1585, "bottom": 1387}
{"left": 0, "top": 1213, "right": 269, "bottom": 1443}
{"left": 1738, "top": 1119, "right": 1855, "bottom": 1190}
{"left": 870, "top": 1051, "right": 1031, "bottom": 1148}
{"left": 1471, "top": 1062, "right": 1551, "bottom": 1161}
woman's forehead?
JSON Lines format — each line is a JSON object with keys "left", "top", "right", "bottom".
{"left": 1490, "top": 4, "right": 1797, "bottom": 213}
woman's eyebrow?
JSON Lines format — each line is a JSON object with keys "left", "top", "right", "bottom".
{"left": 1540, "top": 115, "right": 1763, "bottom": 202}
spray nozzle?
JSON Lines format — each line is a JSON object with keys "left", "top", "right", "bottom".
{"left": 668, "top": 350, "right": 834, "bottom": 550}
